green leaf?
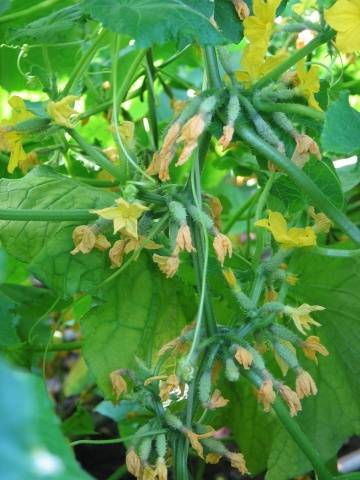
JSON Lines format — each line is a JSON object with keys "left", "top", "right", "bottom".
{"left": 0, "top": 357, "right": 92, "bottom": 479}
{"left": 321, "top": 92, "right": 360, "bottom": 155}
{"left": 228, "top": 251, "right": 360, "bottom": 479}
{"left": 0, "top": 166, "right": 116, "bottom": 296}
{"left": 81, "top": 255, "right": 191, "bottom": 398}
{"left": 214, "top": 0, "right": 245, "bottom": 44}
{"left": 303, "top": 159, "right": 344, "bottom": 209}
{"left": 268, "top": 174, "right": 306, "bottom": 215}
{"left": 81, "top": 0, "right": 224, "bottom": 48}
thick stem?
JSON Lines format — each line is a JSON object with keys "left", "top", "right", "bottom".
{"left": 254, "top": 100, "right": 325, "bottom": 122}
{"left": 272, "top": 399, "right": 333, "bottom": 480}
{"left": 0, "top": 0, "right": 62, "bottom": 23}
{"left": 62, "top": 29, "right": 108, "bottom": 96}
{"left": 0, "top": 209, "right": 95, "bottom": 222}
{"left": 252, "top": 30, "right": 335, "bottom": 90}
{"left": 203, "top": 46, "right": 222, "bottom": 89}
{"left": 235, "top": 124, "right": 360, "bottom": 245}
{"left": 68, "top": 129, "right": 122, "bottom": 180}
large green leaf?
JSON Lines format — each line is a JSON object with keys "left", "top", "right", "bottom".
{"left": 0, "top": 167, "right": 116, "bottom": 296}
{"left": 81, "top": 0, "right": 224, "bottom": 48}
{"left": 228, "top": 250, "right": 360, "bottom": 479}
{"left": 321, "top": 92, "right": 360, "bottom": 155}
{"left": 0, "top": 357, "right": 92, "bottom": 479}
{"left": 81, "top": 254, "right": 192, "bottom": 398}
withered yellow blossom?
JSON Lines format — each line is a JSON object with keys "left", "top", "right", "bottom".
{"left": 176, "top": 114, "right": 206, "bottom": 166}
{"left": 184, "top": 428, "right": 214, "bottom": 459}
{"left": 174, "top": 224, "right": 195, "bottom": 254}
{"left": 71, "top": 225, "right": 110, "bottom": 255}
{"left": 235, "top": 346, "right": 253, "bottom": 370}
{"left": 227, "top": 452, "right": 248, "bottom": 474}
{"left": 159, "top": 374, "right": 180, "bottom": 402}
{"left": 279, "top": 384, "right": 302, "bottom": 416}
{"left": 109, "top": 239, "right": 127, "bottom": 269}
{"left": 47, "top": 95, "right": 78, "bottom": 128}
{"left": 207, "top": 389, "right": 229, "bottom": 409}
{"left": 301, "top": 336, "right": 329, "bottom": 364}
{"left": 291, "top": 133, "right": 321, "bottom": 168}
{"left": 126, "top": 449, "right": 141, "bottom": 477}
{"left": 110, "top": 370, "right": 127, "bottom": 402}
{"left": 153, "top": 254, "right": 180, "bottom": 278}
{"left": 232, "top": 0, "right": 250, "bottom": 20}
{"left": 296, "top": 369, "right": 318, "bottom": 399}
{"left": 155, "top": 457, "right": 168, "bottom": 480}
{"left": 213, "top": 231, "right": 233, "bottom": 265}
{"left": 92, "top": 198, "right": 149, "bottom": 238}
{"left": 308, "top": 206, "right": 333, "bottom": 234}
{"left": 257, "top": 378, "right": 276, "bottom": 412}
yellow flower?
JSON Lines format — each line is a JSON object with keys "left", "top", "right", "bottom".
{"left": 255, "top": 211, "right": 317, "bottom": 248}
{"left": 236, "top": 44, "right": 288, "bottom": 85}
{"left": 235, "top": 346, "right": 253, "bottom": 369}
{"left": 300, "top": 336, "right": 329, "bottom": 364}
{"left": 110, "top": 370, "right": 127, "bottom": 403}
{"left": 92, "top": 198, "right": 149, "bottom": 238}
{"left": 284, "top": 303, "right": 325, "bottom": 334}
{"left": 206, "top": 453, "right": 222, "bottom": 464}
{"left": 243, "top": 0, "right": 281, "bottom": 48}
{"left": 296, "top": 369, "right": 317, "bottom": 399}
{"left": 0, "top": 96, "right": 34, "bottom": 173}
{"left": 325, "top": 0, "right": 360, "bottom": 53}
{"left": 295, "top": 59, "right": 322, "bottom": 111}
{"left": 47, "top": 95, "right": 78, "bottom": 128}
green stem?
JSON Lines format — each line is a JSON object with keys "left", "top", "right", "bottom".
{"left": 68, "top": 129, "right": 122, "bottom": 180}
{"left": 223, "top": 189, "right": 261, "bottom": 233}
{"left": 62, "top": 29, "right": 108, "bottom": 96}
{"left": 106, "top": 465, "right": 128, "bottom": 480}
{"left": 70, "top": 430, "right": 167, "bottom": 447}
{"left": 252, "top": 172, "right": 276, "bottom": 268}
{"left": 253, "top": 30, "right": 335, "bottom": 90}
{"left": 203, "top": 46, "right": 222, "bottom": 89}
{"left": 31, "top": 341, "right": 82, "bottom": 352}
{"left": 0, "top": 0, "right": 62, "bottom": 23}
{"left": 235, "top": 124, "right": 360, "bottom": 245}
{"left": 112, "top": 38, "right": 153, "bottom": 182}
{"left": 0, "top": 209, "right": 95, "bottom": 222}
{"left": 144, "top": 50, "right": 159, "bottom": 149}
{"left": 272, "top": 399, "right": 333, "bottom": 480}
{"left": 254, "top": 100, "right": 325, "bottom": 121}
